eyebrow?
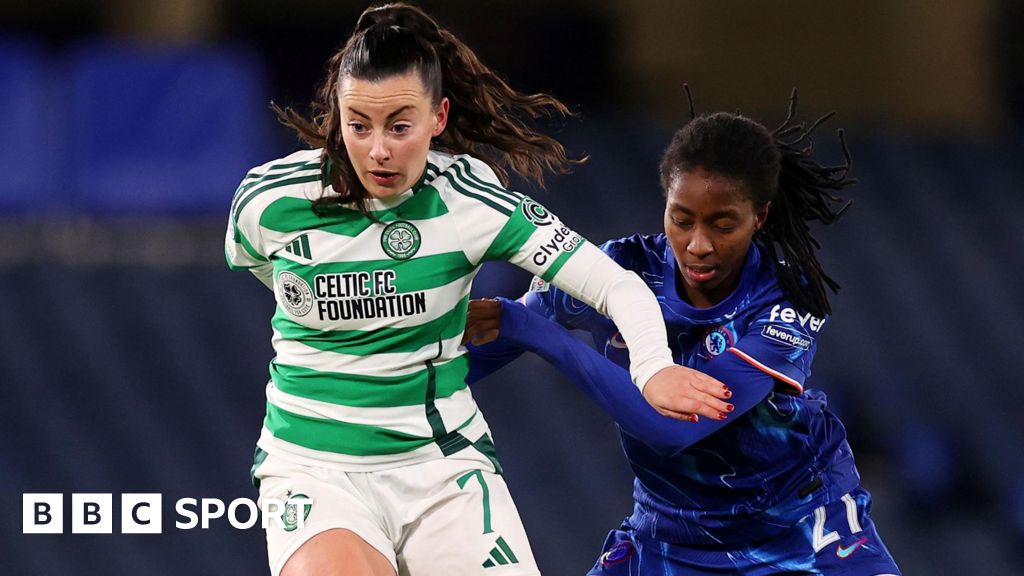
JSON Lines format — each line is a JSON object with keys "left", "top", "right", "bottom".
{"left": 347, "top": 105, "right": 415, "bottom": 122}
{"left": 669, "top": 203, "right": 741, "bottom": 220}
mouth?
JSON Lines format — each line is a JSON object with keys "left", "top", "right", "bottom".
{"left": 369, "top": 170, "right": 399, "bottom": 186}
{"left": 683, "top": 264, "right": 718, "bottom": 283}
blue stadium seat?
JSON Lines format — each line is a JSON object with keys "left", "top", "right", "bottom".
{"left": 0, "top": 38, "right": 56, "bottom": 212}
{"left": 66, "top": 42, "right": 272, "bottom": 214}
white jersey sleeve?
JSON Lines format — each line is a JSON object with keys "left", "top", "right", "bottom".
{"left": 226, "top": 193, "right": 274, "bottom": 289}
{"left": 226, "top": 151, "right": 324, "bottom": 289}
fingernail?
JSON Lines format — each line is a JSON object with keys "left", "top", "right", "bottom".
{"left": 689, "top": 415, "right": 699, "bottom": 423}
{"left": 724, "top": 390, "right": 733, "bottom": 399}
{"left": 718, "top": 412, "right": 728, "bottom": 420}
{"left": 725, "top": 404, "right": 734, "bottom": 412}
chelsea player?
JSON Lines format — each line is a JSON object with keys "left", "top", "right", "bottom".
{"left": 466, "top": 93, "right": 901, "bottom": 575}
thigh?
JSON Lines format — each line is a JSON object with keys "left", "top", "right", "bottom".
{"left": 256, "top": 453, "right": 399, "bottom": 576}
{"left": 729, "top": 488, "right": 901, "bottom": 575}
{"left": 588, "top": 488, "right": 902, "bottom": 576}
{"left": 785, "top": 488, "right": 901, "bottom": 575}
{"left": 282, "top": 528, "right": 395, "bottom": 576}
{"left": 586, "top": 527, "right": 733, "bottom": 576}
{"left": 383, "top": 460, "right": 541, "bottom": 576}
{"left": 586, "top": 529, "right": 641, "bottom": 576}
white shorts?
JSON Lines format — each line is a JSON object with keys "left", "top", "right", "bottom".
{"left": 255, "top": 451, "right": 541, "bottom": 576}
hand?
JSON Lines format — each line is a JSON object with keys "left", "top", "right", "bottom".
{"left": 463, "top": 298, "right": 503, "bottom": 345}
{"left": 643, "top": 365, "right": 734, "bottom": 423}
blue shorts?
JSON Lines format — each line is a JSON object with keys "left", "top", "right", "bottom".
{"left": 588, "top": 488, "right": 900, "bottom": 575}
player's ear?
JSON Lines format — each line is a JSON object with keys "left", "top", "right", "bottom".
{"left": 432, "top": 97, "right": 449, "bottom": 137}
{"left": 754, "top": 202, "right": 771, "bottom": 231}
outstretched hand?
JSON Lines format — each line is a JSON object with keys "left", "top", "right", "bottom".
{"left": 643, "top": 366, "right": 734, "bottom": 423}
{"left": 463, "top": 298, "right": 502, "bottom": 345}
{"left": 464, "top": 298, "right": 735, "bottom": 423}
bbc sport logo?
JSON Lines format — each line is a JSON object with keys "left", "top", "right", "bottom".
{"left": 22, "top": 493, "right": 312, "bottom": 534}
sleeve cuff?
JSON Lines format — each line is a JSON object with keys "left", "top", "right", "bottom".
{"left": 631, "top": 356, "right": 675, "bottom": 394}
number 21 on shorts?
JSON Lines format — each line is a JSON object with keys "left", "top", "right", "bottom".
{"left": 812, "top": 493, "right": 862, "bottom": 553}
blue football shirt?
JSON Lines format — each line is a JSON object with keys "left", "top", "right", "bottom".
{"left": 526, "top": 234, "right": 862, "bottom": 545}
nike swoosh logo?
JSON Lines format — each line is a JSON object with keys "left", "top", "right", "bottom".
{"left": 836, "top": 536, "right": 868, "bottom": 559}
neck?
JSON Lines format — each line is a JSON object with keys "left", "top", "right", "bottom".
{"left": 677, "top": 270, "right": 742, "bottom": 310}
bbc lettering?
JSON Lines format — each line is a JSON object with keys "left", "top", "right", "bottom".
{"left": 23, "top": 493, "right": 64, "bottom": 534}
{"left": 23, "top": 493, "right": 310, "bottom": 534}
{"left": 24, "top": 494, "right": 160, "bottom": 534}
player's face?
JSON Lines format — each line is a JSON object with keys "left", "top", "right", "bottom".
{"left": 664, "top": 167, "right": 769, "bottom": 308}
{"left": 338, "top": 71, "right": 449, "bottom": 199}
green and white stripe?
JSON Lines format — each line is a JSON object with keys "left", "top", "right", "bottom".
{"left": 270, "top": 329, "right": 466, "bottom": 376}
{"left": 227, "top": 149, "right": 588, "bottom": 469}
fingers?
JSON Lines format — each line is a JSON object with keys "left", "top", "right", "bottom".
{"left": 643, "top": 366, "right": 736, "bottom": 423}
{"left": 692, "top": 391, "right": 733, "bottom": 418}
{"left": 469, "top": 329, "right": 500, "bottom": 346}
{"left": 653, "top": 406, "right": 701, "bottom": 423}
{"left": 464, "top": 299, "right": 502, "bottom": 345}
{"left": 655, "top": 392, "right": 732, "bottom": 422}
{"left": 687, "top": 372, "right": 732, "bottom": 400}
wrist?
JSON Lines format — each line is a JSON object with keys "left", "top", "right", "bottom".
{"left": 496, "top": 297, "right": 529, "bottom": 347}
{"left": 634, "top": 359, "right": 675, "bottom": 394}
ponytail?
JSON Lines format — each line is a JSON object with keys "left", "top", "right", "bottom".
{"left": 273, "top": 2, "right": 584, "bottom": 215}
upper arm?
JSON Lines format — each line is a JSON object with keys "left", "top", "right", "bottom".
{"left": 440, "top": 156, "right": 589, "bottom": 276}
{"left": 727, "top": 302, "right": 826, "bottom": 394}
{"left": 226, "top": 175, "right": 272, "bottom": 280}
{"left": 225, "top": 156, "right": 323, "bottom": 289}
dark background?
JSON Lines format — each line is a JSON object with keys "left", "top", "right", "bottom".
{"left": 2, "top": 1, "right": 1023, "bottom": 574}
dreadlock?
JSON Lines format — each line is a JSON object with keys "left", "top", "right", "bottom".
{"left": 660, "top": 88, "right": 854, "bottom": 317}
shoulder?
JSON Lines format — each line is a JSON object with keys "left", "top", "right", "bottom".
{"left": 599, "top": 233, "right": 666, "bottom": 268}
{"left": 237, "top": 148, "right": 321, "bottom": 191}
{"left": 740, "top": 293, "right": 829, "bottom": 367}
{"left": 745, "top": 244, "right": 827, "bottom": 324}
{"left": 428, "top": 151, "right": 525, "bottom": 217}
{"left": 231, "top": 149, "right": 324, "bottom": 223}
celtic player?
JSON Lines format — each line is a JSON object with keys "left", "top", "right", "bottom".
{"left": 224, "top": 4, "right": 731, "bottom": 576}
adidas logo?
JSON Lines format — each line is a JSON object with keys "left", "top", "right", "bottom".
{"left": 284, "top": 234, "right": 312, "bottom": 259}
{"left": 482, "top": 536, "right": 518, "bottom": 568}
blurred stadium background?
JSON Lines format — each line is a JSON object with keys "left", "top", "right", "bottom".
{"left": 2, "top": 0, "right": 1022, "bottom": 573}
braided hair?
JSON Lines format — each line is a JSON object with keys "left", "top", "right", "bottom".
{"left": 660, "top": 88, "right": 854, "bottom": 317}
{"left": 273, "top": 2, "right": 584, "bottom": 215}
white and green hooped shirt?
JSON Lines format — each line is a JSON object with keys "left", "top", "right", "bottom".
{"left": 226, "top": 149, "right": 674, "bottom": 470}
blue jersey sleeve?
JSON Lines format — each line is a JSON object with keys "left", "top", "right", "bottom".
{"left": 489, "top": 298, "right": 776, "bottom": 455}
{"left": 522, "top": 276, "right": 599, "bottom": 330}
{"left": 728, "top": 302, "right": 826, "bottom": 394}
{"left": 464, "top": 279, "right": 592, "bottom": 385}
{"left": 521, "top": 238, "right": 632, "bottom": 330}
{"left": 465, "top": 337, "right": 524, "bottom": 385}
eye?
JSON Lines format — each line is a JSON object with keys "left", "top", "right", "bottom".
{"left": 391, "top": 123, "right": 411, "bottom": 135}
{"left": 715, "top": 225, "right": 736, "bottom": 233}
{"left": 348, "top": 122, "right": 368, "bottom": 134}
{"left": 671, "top": 218, "right": 693, "bottom": 230}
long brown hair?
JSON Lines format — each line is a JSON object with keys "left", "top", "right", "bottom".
{"left": 273, "top": 2, "right": 584, "bottom": 214}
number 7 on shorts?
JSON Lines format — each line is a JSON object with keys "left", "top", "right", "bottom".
{"left": 457, "top": 469, "right": 493, "bottom": 534}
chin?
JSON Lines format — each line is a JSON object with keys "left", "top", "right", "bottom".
{"left": 364, "top": 183, "right": 402, "bottom": 199}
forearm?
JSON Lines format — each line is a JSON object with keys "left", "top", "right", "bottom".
{"left": 544, "top": 243, "right": 673, "bottom": 392}
{"left": 497, "top": 299, "right": 773, "bottom": 454}
{"left": 465, "top": 338, "right": 525, "bottom": 385}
